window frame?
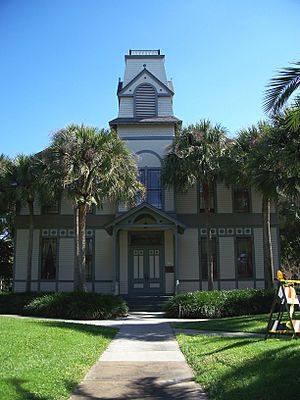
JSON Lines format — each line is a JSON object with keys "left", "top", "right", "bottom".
{"left": 199, "top": 182, "right": 216, "bottom": 213}
{"left": 40, "top": 237, "right": 58, "bottom": 280}
{"left": 233, "top": 187, "right": 251, "bottom": 213}
{"left": 200, "top": 236, "right": 219, "bottom": 280}
{"left": 85, "top": 237, "right": 94, "bottom": 281}
{"left": 138, "top": 167, "right": 163, "bottom": 209}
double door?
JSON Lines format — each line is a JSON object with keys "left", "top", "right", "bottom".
{"left": 129, "top": 246, "right": 163, "bottom": 294}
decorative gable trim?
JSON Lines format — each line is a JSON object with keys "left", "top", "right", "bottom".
{"left": 118, "top": 68, "right": 174, "bottom": 97}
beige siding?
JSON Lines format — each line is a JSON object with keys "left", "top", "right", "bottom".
{"left": 20, "top": 199, "right": 40, "bottom": 215}
{"left": 31, "top": 230, "right": 40, "bottom": 280}
{"left": 251, "top": 188, "right": 262, "bottom": 213}
{"left": 217, "top": 182, "right": 232, "bottom": 213}
{"left": 118, "top": 97, "right": 134, "bottom": 118}
{"left": 254, "top": 228, "right": 264, "bottom": 279}
{"left": 58, "top": 238, "right": 74, "bottom": 280}
{"left": 124, "top": 58, "right": 168, "bottom": 86}
{"left": 14, "top": 229, "right": 29, "bottom": 280}
{"left": 95, "top": 230, "right": 113, "bottom": 280}
{"left": 164, "top": 186, "right": 174, "bottom": 211}
{"left": 119, "top": 231, "right": 128, "bottom": 295}
{"left": 271, "top": 227, "right": 280, "bottom": 271}
{"left": 61, "top": 195, "right": 73, "bottom": 215}
{"left": 165, "top": 273, "right": 174, "bottom": 294}
{"left": 158, "top": 97, "right": 173, "bottom": 116}
{"left": 176, "top": 186, "right": 197, "bottom": 214}
{"left": 256, "top": 281, "right": 265, "bottom": 289}
{"left": 30, "top": 282, "right": 38, "bottom": 291}
{"left": 178, "top": 228, "right": 199, "bottom": 280}
{"left": 219, "top": 237, "right": 235, "bottom": 279}
{"left": 58, "top": 282, "right": 74, "bottom": 292}
{"left": 96, "top": 200, "right": 116, "bottom": 215}
{"left": 14, "top": 282, "right": 26, "bottom": 292}
{"left": 164, "top": 230, "right": 175, "bottom": 294}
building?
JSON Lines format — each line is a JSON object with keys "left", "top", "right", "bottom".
{"left": 13, "top": 50, "right": 280, "bottom": 295}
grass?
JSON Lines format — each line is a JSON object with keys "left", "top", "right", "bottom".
{"left": 173, "top": 313, "right": 269, "bottom": 334}
{"left": 0, "top": 316, "right": 117, "bottom": 400}
{"left": 177, "top": 333, "right": 300, "bottom": 400}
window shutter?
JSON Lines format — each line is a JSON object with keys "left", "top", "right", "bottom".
{"left": 135, "top": 84, "right": 157, "bottom": 117}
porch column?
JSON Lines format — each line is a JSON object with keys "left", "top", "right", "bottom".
{"left": 174, "top": 227, "right": 179, "bottom": 294}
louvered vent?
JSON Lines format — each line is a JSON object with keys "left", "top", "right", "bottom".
{"left": 135, "top": 84, "right": 157, "bottom": 117}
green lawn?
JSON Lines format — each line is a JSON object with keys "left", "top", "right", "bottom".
{"left": 177, "top": 333, "right": 300, "bottom": 400}
{"left": 0, "top": 316, "right": 117, "bottom": 400}
{"left": 174, "top": 313, "right": 270, "bottom": 333}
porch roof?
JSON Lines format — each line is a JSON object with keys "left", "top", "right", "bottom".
{"left": 104, "top": 202, "right": 185, "bottom": 235}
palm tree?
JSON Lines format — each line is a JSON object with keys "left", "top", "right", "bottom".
{"left": 46, "top": 124, "right": 144, "bottom": 292}
{"left": 163, "top": 120, "right": 227, "bottom": 291}
{"left": 5, "top": 154, "right": 44, "bottom": 292}
{"left": 264, "top": 61, "right": 300, "bottom": 131}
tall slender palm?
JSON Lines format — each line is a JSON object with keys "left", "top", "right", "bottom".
{"left": 163, "top": 120, "right": 227, "bottom": 291}
{"left": 264, "top": 61, "right": 300, "bottom": 131}
{"left": 5, "top": 154, "right": 44, "bottom": 292}
{"left": 46, "top": 124, "right": 144, "bottom": 292}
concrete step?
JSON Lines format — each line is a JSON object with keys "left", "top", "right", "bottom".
{"left": 124, "top": 296, "right": 172, "bottom": 312}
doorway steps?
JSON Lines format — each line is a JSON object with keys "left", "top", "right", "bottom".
{"left": 123, "top": 295, "right": 173, "bottom": 312}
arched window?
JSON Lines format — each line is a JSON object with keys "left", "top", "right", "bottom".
{"left": 134, "top": 84, "right": 157, "bottom": 117}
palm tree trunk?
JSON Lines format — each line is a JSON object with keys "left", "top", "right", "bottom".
{"left": 78, "top": 203, "right": 87, "bottom": 292}
{"left": 74, "top": 206, "right": 80, "bottom": 291}
{"left": 262, "top": 195, "right": 274, "bottom": 289}
{"left": 26, "top": 200, "right": 34, "bottom": 292}
{"left": 203, "top": 181, "right": 214, "bottom": 291}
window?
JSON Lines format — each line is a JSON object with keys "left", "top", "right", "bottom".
{"left": 199, "top": 183, "right": 215, "bottom": 212}
{"left": 233, "top": 188, "right": 250, "bottom": 213}
{"left": 139, "top": 169, "right": 162, "bottom": 209}
{"left": 41, "top": 238, "right": 57, "bottom": 279}
{"left": 200, "top": 237, "right": 218, "bottom": 280}
{"left": 236, "top": 237, "right": 253, "bottom": 278}
{"left": 85, "top": 238, "right": 93, "bottom": 280}
{"left": 42, "top": 200, "right": 59, "bottom": 214}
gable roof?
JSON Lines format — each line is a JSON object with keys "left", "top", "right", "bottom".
{"left": 105, "top": 202, "right": 185, "bottom": 235}
{"left": 118, "top": 67, "right": 174, "bottom": 96}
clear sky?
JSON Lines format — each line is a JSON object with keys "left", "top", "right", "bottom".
{"left": 1, "top": 0, "right": 300, "bottom": 157}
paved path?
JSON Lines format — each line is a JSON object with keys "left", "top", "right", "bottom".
{"left": 69, "top": 312, "right": 207, "bottom": 399}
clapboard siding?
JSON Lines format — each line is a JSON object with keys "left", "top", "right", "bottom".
{"left": 119, "top": 231, "right": 128, "bottom": 295}
{"left": 178, "top": 281, "right": 199, "bottom": 293}
{"left": 31, "top": 230, "right": 40, "bottom": 280}
{"left": 251, "top": 188, "right": 262, "bottom": 213}
{"left": 220, "top": 281, "right": 236, "bottom": 290}
{"left": 158, "top": 97, "right": 173, "bottom": 116}
{"left": 20, "top": 199, "right": 40, "bottom": 215}
{"left": 95, "top": 230, "right": 113, "bottom": 280}
{"left": 14, "top": 229, "right": 29, "bottom": 280}
{"left": 176, "top": 186, "right": 197, "bottom": 214}
{"left": 61, "top": 195, "right": 73, "bottom": 215}
{"left": 14, "top": 282, "right": 26, "bottom": 292}
{"left": 178, "top": 228, "right": 199, "bottom": 280}
{"left": 40, "top": 282, "right": 56, "bottom": 292}
{"left": 217, "top": 182, "right": 232, "bottom": 213}
{"left": 118, "top": 125, "right": 174, "bottom": 139}
{"left": 124, "top": 59, "right": 168, "bottom": 86}
{"left": 165, "top": 186, "right": 174, "bottom": 211}
{"left": 118, "top": 97, "right": 134, "bottom": 118}
{"left": 58, "top": 282, "right": 74, "bottom": 292}
{"left": 219, "top": 237, "right": 235, "bottom": 279}
{"left": 96, "top": 200, "right": 116, "bottom": 215}
{"left": 59, "top": 238, "right": 74, "bottom": 280}
{"left": 95, "top": 282, "right": 113, "bottom": 293}
{"left": 238, "top": 281, "right": 254, "bottom": 289}
{"left": 254, "top": 228, "right": 264, "bottom": 279}
{"left": 271, "top": 227, "right": 280, "bottom": 271}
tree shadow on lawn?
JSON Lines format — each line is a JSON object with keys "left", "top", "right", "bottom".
{"left": 6, "top": 377, "right": 76, "bottom": 400}
{"left": 25, "top": 319, "right": 118, "bottom": 338}
{"left": 198, "top": 339, "right": 300, "bottom": 400}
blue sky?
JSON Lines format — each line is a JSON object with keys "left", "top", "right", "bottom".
{"left": 1, "top": 0, "right": 300, "bottom": 157}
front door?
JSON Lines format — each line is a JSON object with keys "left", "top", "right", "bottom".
{"left": 129, "top": 232, "right": 164, "bottom": 295}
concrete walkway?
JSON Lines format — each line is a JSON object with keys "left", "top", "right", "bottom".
{"left": 69, "top": 312, "right": 208, "bottom": 399}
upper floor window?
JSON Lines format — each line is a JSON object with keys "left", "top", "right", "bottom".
{"left": 199, "top": 183, "right": 215, "bottom": 213}
{"left": 41, "top": 238, "right": 57, "bottom": 280}
{"left": 139, "top": 168, "right": 162, "bottom": 209}
{"left": 233, "top": 188, "right": 250, "bottom": 213}
{"left": 134, "top": 84, "right": 157, "bottom": 118}
{"left": 236, "top": 237, "right": 253, "bottom": 279}
{"left": 42, "top": 199, "right": 59, "bottom": 214}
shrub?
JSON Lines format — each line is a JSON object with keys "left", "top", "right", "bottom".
{"left": 164, "top": 288, "right": 274, "bottom": 318}
{"left": 0, "top": 292, "right": 128, "bottom": 319}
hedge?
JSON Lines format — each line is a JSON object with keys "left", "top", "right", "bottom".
{"left": 0, "top": 292, "right": 128, "bottom": 319}
{"left": 164, "top": 288, "right": 274, "bottom": 318}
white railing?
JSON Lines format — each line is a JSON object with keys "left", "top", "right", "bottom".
{"left": 129, "top": 50, "right": 160, "bottom": 56}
